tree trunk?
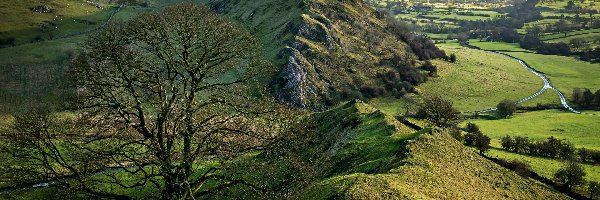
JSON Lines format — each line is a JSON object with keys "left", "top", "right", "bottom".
{"left": 162, "top": 174, "right": 180, "bottom": 200}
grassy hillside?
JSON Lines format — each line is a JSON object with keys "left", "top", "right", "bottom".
{"left": 366, "top": 42, "right": 560, "bottom": 115}
{"left": 0, "top": 0, "right": 120, "bottom": 45}
{"left": 296, "top": 101, "right": 567, "bottom": 199}
{"left": 0, "top": 1, "right": 174, "bottom": 113}
{"left": 213, "top": 0, "right": 430, "bottom": 109}
{"left": 420, "top": 42, "right": 556, "bottom": 112}
{"left": 470, "top": 41, "right": 600, "bottom": 100}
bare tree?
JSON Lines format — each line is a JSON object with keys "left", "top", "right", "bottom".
{"left": 3, "top": 4, "right": 278, "bottom": 200}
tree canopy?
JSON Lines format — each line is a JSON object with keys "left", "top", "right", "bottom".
{"left": 3, "top": 4, "right": 279, "bottom": 199}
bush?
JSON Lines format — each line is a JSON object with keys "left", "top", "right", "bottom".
{"left": 464, "top": 122, "right": 481, "bottom": 134}
{"left": 449, "top": 53, "right": 457, "bottom": 63}
{"left": 501, "top": 135, "right": 514, "bottom": 151}
{"left": 31, "top": 35, "right": 44, "bottom": 43}
{"left": 449, "top": 128, "right": 463, "bottom": 141}
{"left": 513, "top": 136, "right": 530, "bottom": 154}
{"left": 464, "top": 132, "right": 477, "bottom": 146}
{"left": 502, "top": 135, "right": 600, "bottom": 164}
{"left": 497, "top": 99, "right": 516, "bottom": 118}
{"left": 359, "top": 85, "right": 385, "bottom": 98}
{"left": 589, "top": 181, "right": 600, "bottom": 199}
{"left": 421, "top": 61, "right": 437, "bottom": 76}
{"left": 464, "top": 131, "right": 491, "bottom": 154}
{"left": 555, "top": 161, "right": 586, "bottom": 191}
{"left": 416, "top": 95, "right": 461, "bottom": 128}
{"left": 537, "top": 42, "right": 571, "bottom": 56}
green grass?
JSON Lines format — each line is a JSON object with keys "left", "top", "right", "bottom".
{"left": 467, "top": 110, "right": 600, "bottom": 150}
{"left": 423, "top": 10, "right": 504, "bottom": 21}
{"left": 468, "top": 40, "right": 531, "bottom": 52}
{"left": 539, "top": 0, "right": 600, "bottom": 11}
{"left": 488, "top": 148, "right": 600, "bottom": 184}
{"left": 369, "top": 42, "right": 562, "bottom": 114}
{"left": 542, "top": 28, "right": 600, "bottom": 41}
{"left": 417, "top": 42, "right": 553, "bottom": 112}
{"left": 470, "top": 41, "right": 600, "bottom": 99}
{"left": 466, "top": 109, "right": 600, "bottom": 191}
{"left": 302, "top": 131, "right": 568, "bottom": 199}
{"left": 0, "top": 0, "right": 119, "bottom": 45}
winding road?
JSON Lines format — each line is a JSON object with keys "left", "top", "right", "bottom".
{"left": 461, "top": 43, "right": 580, "bottom": 114}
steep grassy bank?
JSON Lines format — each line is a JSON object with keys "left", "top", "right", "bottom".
{"left": 295, "top": 101, "right": 567, "bottom": 199}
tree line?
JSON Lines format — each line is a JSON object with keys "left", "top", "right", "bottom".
{"left": 572, "top": 88, "right": 600, "bottom": 109}
{"left": 501, "top": 135, "right": 600, "bottom": 164}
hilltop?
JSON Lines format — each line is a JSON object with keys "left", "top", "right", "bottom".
{"left": 296, "top": 101, "right": 567, "bottom": 199}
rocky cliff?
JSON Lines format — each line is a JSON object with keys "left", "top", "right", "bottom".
{"left": 210, "top": 0, "right": 424, "bottom": 110}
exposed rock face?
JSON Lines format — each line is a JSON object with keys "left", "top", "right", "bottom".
{"left": 209, "top": 0, "right": 419, "bottom": 110}
{"left": 279, "top": 49, "right": 314, "bottom": 108}
{"left": 31, "top": 5, "right": 54, "bottom": 13}
{"left": 275, "top": 15, "right": 336, "bottom": 109}
{"left": 273, "top": 0, "right": 416, "bottom": 109}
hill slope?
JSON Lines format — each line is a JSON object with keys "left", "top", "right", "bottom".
{"left": 297, "top": 101, "right": 568, "bottom": 199}
{"left": 210, "top": 0, "right": 428, "bottom": 109}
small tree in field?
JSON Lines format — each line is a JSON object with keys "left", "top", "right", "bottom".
{"left": 497, "top": 99, "right": 516, "bottom": 118}
{"left": 449, "top": 53, "right": 457, "bottom": 63}
{"left": 555, "top": 161, "right": 586, "bottom": 191}
{"left": 501, "top": 135, "right": 514, "bottom": 151}
{"left": 417, "top": 95, "right": 461, "bottom": 128}
{"left": 474, "top": 132, "right": 491, "bottom": 155}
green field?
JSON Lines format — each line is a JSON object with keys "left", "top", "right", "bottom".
{"left": 0, "top": 0, "right": 119, "bottom": 45}
{"left": 488, "top": 149, "right": 600, "bottom": 184}
{"left": 539, "top": 0, "right": 600, "bottom": 10}
{"left": 467, "top": 110, "right": 600, "bottom": 150}
{"left": 467, "top": 109, "right": 600, "bottom": 185}
{"left": 419, "top": 42, "right": 554, "bottom": 112}
{"left": 423, "top": 10, "right": 503, "bottom": 21}
{"left": 468, "top": 40, "right": 531, "bottom": 51}
{"left": 542, "top": 28, "right": 600, "bottom": 41}
{"left": 369, "top": 42, "right": 561, "bottom": 113}
{"left": 470, "top": 41, "right": 600, "bottom": 100}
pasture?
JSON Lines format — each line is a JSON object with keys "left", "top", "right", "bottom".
{"left": 419, "top": 42, "right": 554, "bottom": 112}
{"left": 467, "top": 110, "right": 600, "bottom": 150}
{"left": 488, "top": 149, "right": 600, "bottom": 188}
{"left": 469, "top": 41, "right": 600, "bottom": 99}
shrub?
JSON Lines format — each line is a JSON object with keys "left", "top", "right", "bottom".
{"left": 421, "top": 61, "right": 437, "bottom": 77}
{"left": 359, "top": 86, "right": 385, "bottom": 98}
{"left": 416, "top": 95, "right": 461, "bottom": 128}
{"left": 464, "top": 122, "right": 481, "bottom": 133}
{"left": 501, "top": 135, "right": 514, "bottom": 151}
{"left": 497, "top": 99, "right": 516, "bottom": 118}
{"left": 464, "top": 131, "right": 491, "bottom": 154}
{"left": 449, "top": 53, "right": 457, "bottom": 63}
{"left": 589, "top": 181, "right": 600, "bottom": 199}
{"left": 555, "top": 161, "right": 586, "bottom": 191}
{"left": 449, "top": 128, "right": 463, "bottom": 141}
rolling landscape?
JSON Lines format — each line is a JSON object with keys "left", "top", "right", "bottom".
{"left": 0, "top": 0, "right": 599, "bottom": 199}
